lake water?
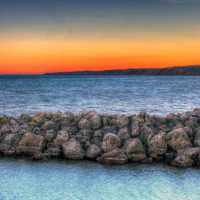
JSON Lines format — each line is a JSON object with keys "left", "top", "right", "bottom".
{"left": 0, "top": 75, "right": 200, "bottom": 116}
{"left": 0, "top": 158, "right": 200, "bottom": 200}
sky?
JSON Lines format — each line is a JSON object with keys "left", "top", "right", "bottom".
{"left": 0, "top": 0, "right": 200, "bottom": 74}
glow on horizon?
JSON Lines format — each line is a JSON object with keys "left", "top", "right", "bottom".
{"left": 0, "top": 36, "right": 200, "bottom": 74}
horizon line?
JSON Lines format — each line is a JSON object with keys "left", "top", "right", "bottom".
{"left": 0, "top": 64, "right": 200, "bottom": 75}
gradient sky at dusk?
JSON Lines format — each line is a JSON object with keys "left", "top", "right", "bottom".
{"left": 0, "top": 0, "right": 200, "bottom": 74}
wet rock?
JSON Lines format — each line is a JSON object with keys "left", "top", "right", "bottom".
{"left": 16, "top": 132, "right": 45, "bottom": 157}
{"left": 167, "top": 128, "right": 192, "bottom": 151}
{"left": 102, "top": 133, "right": 121, "bottom": 152}
{"left": 62, "top": 138, "right": 84, "bottom": 160}
{"left": 97, "top": 148, "right": 128, "bottom": 165}
{"left": 125, "top": 138, "right": 146, "bottom": 162}
{"left": 148, "top": 132, "right": 167, "bottom": 159}
{"left": 86, "top": 144, "right": 101, "bottom": 159}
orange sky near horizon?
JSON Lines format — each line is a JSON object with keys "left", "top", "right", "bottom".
{"left": 0, "top": 36, "right": 200, "bottom": 74}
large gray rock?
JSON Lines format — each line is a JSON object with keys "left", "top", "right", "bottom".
{"left": 118, "top": 127, "right": 130, "bottom": 142}
{"left": 171, "top": 147, "right": 200, "bottom": 168}
{"left": 171, "top": 155, "right": 193, "bottom": 168}
{"left": 42, "top": 120, "right": 57, "bottom": 131}
{"left": 45, "top": 130, "right": 70, "bottom": 157}
{"left": 102, "top": 133, "right": 121, "bottom": 152}
{"left": 91, "top": 130, "right": 103, "bottom": 146}
{"left": 148, "top": 132, "right": 167, "bottom": 159}
{"left": 97, "top": 148, "right": 128, "bottom": 165}
{"left": 125, "top": 138, "right": 146, "bottom": 162}
{"left": 53, "top": 130, "right": 69, "bottom": 146}
{"left": 62, "top": 139, "right": 84, "bottom": 160}
{"left": 76, "top": 129, "right": 91, "bottom": 145}
{"left": 86, "top": 144, "right": 101, "bottom": 159}
{"left": 16, "top": 132, "right": 45, "bottom": 157}
{"left": 116, "top": 115, "right": 129, "bottom": 128}
{"left": 78, "top": 118, "right": 91, "bottom": 129}
{"left": 90, "top": 114, "right": 102, "bottom": 129}
{"left": 0, "top": 133, "right": 23, "bottom": 155}
{"left": 167, "top": 128, "right": 192, "bottom": 151}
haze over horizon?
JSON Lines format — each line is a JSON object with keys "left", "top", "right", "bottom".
{"left": 0, "top": 0, "right": 200, "bottom": 74}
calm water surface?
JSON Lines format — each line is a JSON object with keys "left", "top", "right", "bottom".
{"left": 0, "top": 75, "right": 200, "bottom": 116}
{"left": 0, "top": 158, "right": 200, "bottom": 200}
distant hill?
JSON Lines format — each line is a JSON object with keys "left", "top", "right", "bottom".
{"left": 44, "top": 65, "right": 200, "bottom": 76}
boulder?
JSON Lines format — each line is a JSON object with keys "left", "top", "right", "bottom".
{"left": 177, "top": 147, "right": 200, "bottom": 162}
{"left": 78, "top": 118, "right": 91, "bottom": 129}
{"left": 171, "top": 147, "right": 200, "bottom": 167}
{"left": 62, "top": 139, "right": 84, "bottom": 160}
{"left": 167, "top": 128, "right": 192, "bottom": 151}
{"left": 91, "top": 130, "right": 103, "bottom": 146}
{"left": 97, "top": 148, "right": 128, "bottom": 165}
{"left": 44, "top": 145, "right": 61, "bottom": 158}
{"left": 171, "top": 155, "right": 193, "bottom": 168}
{"left": 0, "top": 133, "right": 23, "bottom": 155}
{"left": 53, "top": 130, "right": 69, "bottom": 146}
{"left": 42, "top": 120, "right": 57, "bottom": 130}
{"left": 76, "top": 129, "right": 91, "bottom": 144}
{"left": 116, "top": 115, "right": 129, "bottom": 128}
{"left": 102, "top": 133, "right": 121, "bottom": 152}
{"left": 139, "top": 125, "right": 154, "bottom": 144}
{"left": 90, "top": 114, "right": 102, "bottom": 129}
{"left": 86, "top": 144, "right": 101, "bottom": 159}
{"left": 45, "top": 130, "right": 70, "bottom": 157}
{"left": 16, "top": 132, "right": 44, "bottom": 157}
{"left": 148, "top": 132, "right": 167, "bottom": 159}
{"left": 125, "top": 138, "right": 146, "bottom": 162}
{"left": 118, "top": 127, "right": 130, "bottom": 142}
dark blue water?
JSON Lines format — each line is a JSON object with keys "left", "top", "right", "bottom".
{"left": 0, "top": 158, "right": 200, "bottom": 200}
{"left": 0, "top": 75, "right": 200, "bottom": 115}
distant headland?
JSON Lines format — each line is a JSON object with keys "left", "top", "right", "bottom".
{"left": 44, "top": 65, "right": 200, "bottom": 76}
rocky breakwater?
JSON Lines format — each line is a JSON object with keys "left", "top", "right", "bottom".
{"left": 1, "top": 109, "right": 200, "bottom": 167}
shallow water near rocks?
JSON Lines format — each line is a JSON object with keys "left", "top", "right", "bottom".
{"left": 0, "top": 158, "right": 200, "bottom": 200}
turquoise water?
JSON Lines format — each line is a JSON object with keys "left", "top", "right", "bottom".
{"left": 0, "top": 158, "right": 200, "bottom": 200}
{"left": 1, "top": 75, "right": 200, "bottom": 115}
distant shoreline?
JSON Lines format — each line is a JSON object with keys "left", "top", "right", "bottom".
{"left": 44, "top": 65, "right": 200, "bottom": 76}
{"left": 1, "top": 65, "right": 200, "bottom": 76}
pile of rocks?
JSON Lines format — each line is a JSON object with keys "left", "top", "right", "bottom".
{"left": 1, "top": 109, "right": 200, "bottom": 168}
